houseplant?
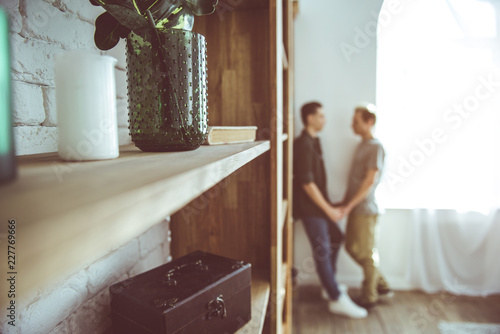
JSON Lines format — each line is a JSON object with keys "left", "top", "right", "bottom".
{"left": 90, "top": 0, "right": 218, "bottom": 151}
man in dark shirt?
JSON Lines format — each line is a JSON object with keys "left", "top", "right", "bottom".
{"left": 293, "top": 102, "right": 367, "bottom": 318}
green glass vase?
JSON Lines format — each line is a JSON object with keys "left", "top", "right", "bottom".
{"left": 126, "top": 28, "right": 208, "bottom": 152}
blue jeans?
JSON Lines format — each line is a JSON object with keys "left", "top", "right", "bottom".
{"left": 302, "top": 216, "right": 344, "bottom": 300}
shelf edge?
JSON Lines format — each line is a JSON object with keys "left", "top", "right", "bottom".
{"left": 10, "top": 141, "right": 271, "bottom": 296}
{"left": 236, "top": 271, "right": 270, "bottom": 334}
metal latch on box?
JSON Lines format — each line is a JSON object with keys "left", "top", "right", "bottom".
{"left": 207, "top": 295, "right": 227, "bottom": 320}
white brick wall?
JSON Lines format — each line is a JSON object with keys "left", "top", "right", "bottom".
{"left": 5, "top": 0, "right": 131, "bottom": 155}
{"left": 1, "top": 4, "right": 174, "bottom": 333}
{"left": 0, "top": 218, "right": 171, "bottom": 334}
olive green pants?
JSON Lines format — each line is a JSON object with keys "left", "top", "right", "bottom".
{"left": 345, "top": 213, "right": 389, "bottom": 303}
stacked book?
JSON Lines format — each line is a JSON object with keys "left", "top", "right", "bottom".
{"left": 204, "top": 126, "right": 257, "bottom": 145}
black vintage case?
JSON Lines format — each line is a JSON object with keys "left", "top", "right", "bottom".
{"left": 109, "top": 251, "right": 252, "bottom": 334}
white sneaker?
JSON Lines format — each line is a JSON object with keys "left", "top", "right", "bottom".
{"left": 321, "top": 284, "right": 348, "bottom": 300}
{"left": 328, "top": 292, "right": 368, "bottom": 318}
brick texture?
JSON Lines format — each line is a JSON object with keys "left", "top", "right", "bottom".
{"left": 20, "top": 1, "right": 96, "bottom": 49}
{"left": 11, "top": 80, "right": 45, "bottom": 125}
{"left": 86, "top": 239, "right": 140, "bottom": 296}
{"left": 3, "top": 0, "right": 22, "bottom": 34}
{"left": 17, "top": 270, "right": 89, "bottom": 334}
{"left": 8, "top": 0, "right": 131, "bottom": 156}
{"left": 13, "top": 126, "right": 58, "bottom": 155}
{"left": 1, "top": 2, "right": 165, "bottom": 332}
{"left": 0, "top": 219, "right": 171, "bottom": 334}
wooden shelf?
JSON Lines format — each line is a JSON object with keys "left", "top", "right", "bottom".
{"left": 293, "top": 0, "right": 299, "bottom": 19}
{"left": 281, "top": 263, "right": 288, "bottom": 292}
{"left": 281, "top": 133, "right": 289, "bottom": 142}
{"left": 278, "top": 263, "right": 288, "bottom": 320}
{"left": 236, "top": 271, "right": 270, "bottom": 334}
{"left": 282, "top": 42, "right": 289, "bottom": 70}
{"left": 280, "top": 199, "right": 288, "bottom": 231}
{"left": 0, "top": 141, "right": 270, "bottom": 295}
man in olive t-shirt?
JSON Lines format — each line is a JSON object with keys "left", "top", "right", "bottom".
{"left": 340, "top": 104, "right": 392, "bottom": 309}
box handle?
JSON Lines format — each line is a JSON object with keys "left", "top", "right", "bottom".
{"left": 161, "top": 260, "right": 208, "bottom": 286}
{"left": 206, "top": 295, "right": 227, "bottom": 320}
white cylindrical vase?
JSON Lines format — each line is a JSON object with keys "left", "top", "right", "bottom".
{"left": 55, "top": 52, "right": 119, "bottom": 161}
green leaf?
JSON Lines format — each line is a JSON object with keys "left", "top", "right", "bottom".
{"left": 94, "top": 0, "right": 180, "bottom": 31}
{"left": 94, "top": 12, "right": 131, "bottom": 50}
{"left": 91, "top": 0, "right": 218, "bottom": 41}
{"left": 148, "top": 0, "right": 183, "bottom": 26}
{"left": 183, "top": 0, "right": 218, "bottom": 16}
{"left": 155, "top": 6, "right": 194, "bottom": 30}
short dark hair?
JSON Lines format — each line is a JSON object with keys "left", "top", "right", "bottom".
{"left": 355, "top": 105, "right": 377, "bottom": 124}
{"left": 301, "top": 102, "right": 322, "bottom": 125}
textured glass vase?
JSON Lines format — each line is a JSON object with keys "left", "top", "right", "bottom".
{"left": 126, "top": 28, "right": 208, "bottom": 152}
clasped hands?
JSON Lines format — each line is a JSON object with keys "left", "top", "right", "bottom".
{"left": 325, "top": 204, "right": 350, "bottom": 223}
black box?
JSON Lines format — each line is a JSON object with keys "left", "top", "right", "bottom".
{"left": 109, "top": 251, "right": 252, "bottom": 334}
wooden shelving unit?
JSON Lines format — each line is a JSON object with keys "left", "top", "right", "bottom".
{"left": 0, "top": 1, "right": 296, "bottom": 333}
{"left": 170, "top": 1, "right": 296, "bottom": 333}
{"left": 236, "top": 271, "right": 270, "bottom": 334}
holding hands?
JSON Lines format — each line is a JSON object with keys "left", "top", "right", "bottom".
{"left": 325, "top": 205, "right": 350, "bottom": 223}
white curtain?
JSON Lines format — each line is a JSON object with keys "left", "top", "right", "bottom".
{"left": 408, "top": 209, "right": 500, "bottom": 296}
{"left": 377, "top": 0, "right": 500, "bottom": 296}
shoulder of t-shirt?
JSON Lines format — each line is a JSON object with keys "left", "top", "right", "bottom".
{"left": 366, "top": 138, "right": 384, "bottom": 150}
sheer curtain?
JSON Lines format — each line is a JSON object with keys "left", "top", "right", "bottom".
{"left": 376, "top": 0, "right": 500, "bottom": 295}
{"left": 409, "top": 209, "right": 500, "bottom": 296}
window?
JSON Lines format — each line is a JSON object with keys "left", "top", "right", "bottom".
{"left": 376, "top": 0, "right": 500, "bottom": 213}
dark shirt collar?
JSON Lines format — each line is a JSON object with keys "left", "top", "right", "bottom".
{"left": 302, "top": 129, "right": 317, "bottom": 141}
{"left": 301, "top": 129, "right": 322, "bottom": 155}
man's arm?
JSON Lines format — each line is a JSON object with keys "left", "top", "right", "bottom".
{"left": 342, "top": 169, "right": 378, "bottom": 215}
{"left": 303, "top": 182, "right": 343, "bottom": 222}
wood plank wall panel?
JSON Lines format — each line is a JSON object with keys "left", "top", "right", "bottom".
{"left": 170, "top": 9, "right": 273, "bottom": 270}
{"left": 232, "top": 0, "right": 269, "bottom": 10}
{"left": 170, "top": 154, "right": 271, "bottom": 270}
{"left": 193, "top": 10, "right": 270, "bottom": 133}
{"left": 170, "top": 5, "right": 284, "bottom": 333}
{"left": 214, "top": 0, "right": 268, "bottom": 11}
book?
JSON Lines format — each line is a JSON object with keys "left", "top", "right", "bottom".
{"left": 204, "top": 126, "right": 258, "bottom": 145}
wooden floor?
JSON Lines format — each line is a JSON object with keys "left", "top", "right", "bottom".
{"left": 292, "top": 285, "right": 500, "bottom": 334}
